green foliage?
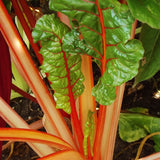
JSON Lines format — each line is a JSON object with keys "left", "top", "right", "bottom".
{"left": 32, "top": 14, "right": 84, "bottom": 114}
{"left": 3, "top": 0, "right": 11, "bottom": 13}
{"left": 134, "top": 24, "right": 160, "bottom": 85}
{"left": 128, "top": 107, "right": 149, "bottom": 115}
{"left": 83, "top": 111, "right": 94, "bottom": 157}
{"left": 126, "top": 0, "right": 160, "bottom": 29}
{"left": 49, "top": 0, "right": 144, "bottom": 105}
{"left": 15, "top": 16, "right": 30, "bottom": 49}
{"left": 119, "top": 111, "right": 160, "bottom": 151}
{"left": 11, "top": 16, "right": 30, "bottom": 99}
{"left": 11, "top": 63, "right": 29, "bottom": 99}
{"left": 125, "top": 1, "right": 160, "bottom": 85}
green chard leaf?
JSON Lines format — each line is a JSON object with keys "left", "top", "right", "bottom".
{"left": 134, "top": 24, "right": 160, "bottom": 85}
{"left": 126, "top": 0, "right": 160, "bottom": 29}
{"left": 11, "top": 63, "right": 29, "bottom": 99}
{"left": 3, "top": 0, "right": 12, "bottom": 13}
{"left": 83, "top": 111, "right": 94, "bottom": 157}
{"left": 32, "top": 14, "right": 84, "bottom": 114}
{"left": 49, "top": 0, "right": 144, "bottom": 105}
{"left": 119, "top": 113, "right": 160, "bottom": 152}
{"left": 119, "top": 113, "right": 148, "bottom": 143}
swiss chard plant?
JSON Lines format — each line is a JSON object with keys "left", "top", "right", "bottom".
{"left": 0, "top": 0, "right": 159, "bottom": 160}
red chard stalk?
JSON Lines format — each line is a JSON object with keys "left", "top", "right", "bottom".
{"left": 0, "top": 31, "right": 12, "bottom": 157}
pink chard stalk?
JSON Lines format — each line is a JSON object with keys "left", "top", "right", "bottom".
{"left": 0, "top": 0, "right": 146, "bottom": 160}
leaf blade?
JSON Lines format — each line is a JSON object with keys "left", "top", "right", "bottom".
{"left": 119, "top": 112, "right": 160, "bottom": 151}
{"left": 126, "top": 0, "right": 160, "bottom": 29}
{"left": 50, "top": 0, "right": 144, "bottom": 105}
{"left": 134, "top": 24, "right": 160, "bottom": 85}
{"left": 32, "top": 14, "right": 84, "bottom": 113}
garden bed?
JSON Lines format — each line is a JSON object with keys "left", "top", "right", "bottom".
{"left": 2, "top": 73, "right": 160, "bottom": 159}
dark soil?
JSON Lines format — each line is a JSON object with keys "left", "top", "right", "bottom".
{"left": 2, "top": 142, "right": 39, "bottom": 160}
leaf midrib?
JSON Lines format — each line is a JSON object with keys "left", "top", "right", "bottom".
{"left": 95, "top": 0, "right": 107, "bottom": 74}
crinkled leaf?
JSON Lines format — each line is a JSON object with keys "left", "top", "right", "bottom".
{"left": 63, "top": 30, "right": 143, "bottom": 104}
{"left": 134, "top": 24, "right": 160, "bottom": 85}
{"left": 126, "top": 0, "right": 160, "bottom": 29}
{"left": 92, "top": 79, "right": 116, "bottom": 105}
{"left": 32, "top": 14, "right": 84, "bottom": 114}
{"left": 119, "top": 113, "right": 160, "bottom": 151}
{"left": 62, "top": 29, "right": 101, "bottom": 59}
{"left": 100, "top": 39, "right": 143, "bottom": 86}
{"left": 49, "top": 0, "right": 144, "bottom": 105}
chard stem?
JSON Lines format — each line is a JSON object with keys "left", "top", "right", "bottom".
{"left": 0, "top": 2, "right": 76, "bottom": 149}
{"left": 11, "top": 0, "right": 43, "bottom": 63}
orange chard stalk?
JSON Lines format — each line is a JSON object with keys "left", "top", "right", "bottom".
{"left": 0, "top": 1, "right": 76, "bottom": 150}
{"left": 37, "top": 150, "right": 85, "bottom": 160}
{"left": 79, "top": 0, "right": 97, "bottom": 134}
{"left": 93, "top": 0, "right": 109, "bottom": 158}
{"left": 93, "top": 0, "right": 137, "bottom": 158}
{"left": 100, "top": 84, "right": 125, "bottom": 160}
{"left": 0, "top": 97, "right": 55, "bottom": 157}
{"left": 93, "top": 17, "right": 138, "bottom": 160}
{"left": 93, "top": 74, "right": 125, "bottom": 159}
{"left": 79, "top": 55, "right": 97, "bottom": 134}
{"left": 79, "top": 55, "right": 97, "bottom": 159}
{"left": 58, "top": 13, "right": 97, "bottom": 156}
{"left": 57, "top": 12, "right": 90, "bottom": 153}
{"left": 0, "top": 128, "right": 72, "bottom": 150}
